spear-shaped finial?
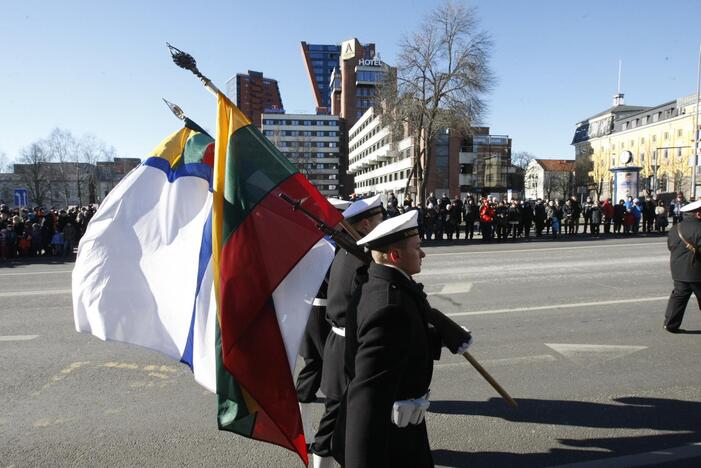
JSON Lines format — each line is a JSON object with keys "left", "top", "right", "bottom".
{"left": 166, "top": 42, "right": 222, "bottom": 96}
{"left": 162, "top": 98, "right": 185, "bottom": 121}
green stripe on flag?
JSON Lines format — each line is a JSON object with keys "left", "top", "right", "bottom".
{"left": 216, "top": 324, "right": 256, "bottom": 435}
{"left": 182, "top": 133, "right": 214, "bottom": 165}
{"left": 221, "top": 125, "right": 298, "bottom": 244}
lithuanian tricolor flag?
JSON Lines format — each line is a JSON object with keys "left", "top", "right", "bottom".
{"left": 212, "top": 93, "right": 341, "bottom": 463}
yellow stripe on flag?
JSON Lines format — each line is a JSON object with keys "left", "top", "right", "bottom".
{"left": 213, "top": 93, "right": 252, "bottom": 322}
{"left": 149, "top": 127, "right": 196, "bottom": 166}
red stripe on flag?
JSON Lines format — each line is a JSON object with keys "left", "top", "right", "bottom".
{"left": 218, "top": 173, "right": 341, "bottom": 463}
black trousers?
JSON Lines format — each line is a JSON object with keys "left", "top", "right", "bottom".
{"left": 296, "top": 306, "right": 330, "bottom": 402}
{"left": 313, "top": 397, "right": 341, "bottom": 456}
{"left": 664, "top": 280, "right": 701, "bottom": 330}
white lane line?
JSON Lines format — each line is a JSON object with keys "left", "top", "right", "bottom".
{"left": 0, "top": 335, "right": 39, "bottom": 342}
{"left": 0, "top": 270, "right": 72, "bottom": 277}
{"left": 427, "top": 282, "right": 473, "bottom": 296}
{"left": 549, "top": 441, "right": 701, "bottom": 467}
{"left": 428, "top": 241, "right": 666, "bottom": 257}
{"left": 447, "top": 296, "right": 668, "bottom": 317}
{"left": 435, "top": 354, "right": 556, "bottom": 369}
{"left": 0, "top": 289, "right": 72, "bottom": 298}
{"left": 544, "top": 343, "right": 648, "bottom": 365}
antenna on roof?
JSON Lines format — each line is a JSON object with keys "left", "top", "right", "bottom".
{"left": 613, "top": 59, "right": 625, "bottom": 106}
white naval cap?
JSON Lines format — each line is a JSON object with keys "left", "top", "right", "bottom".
{"left": 342, "top": 194, "right": 383, "bottom": 223}
{"left": 357, "top": 209, "right": 419, "bottom": 249}
{"left": 681, "top": 200, "right": 701, "bottom": 212}
{"left": 327, "top": 197, "right": 351, "bottom": 211}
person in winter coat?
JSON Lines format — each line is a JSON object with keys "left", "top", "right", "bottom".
{"left": 590, "top": 201, "right": 602, "bottom": 237}
{"left": 655, "top": 200, "right": 669, "bottom": 233}
{"left": 663, "top": 200, "right": 701, "bottom": 332}
{"left": 602, "top": 198, "right": 614, "bottom": 234}
{"left": 479, "top": 198, "right": 495, "bottom": 242}
{"left": 581, "top": 197, "right": 594, "bottom": 234}
{"left": 463, "top": 197, "right": 478, "bottom": 240}
{"left": 613, "top": 200, "right": 626, "bottom": 234}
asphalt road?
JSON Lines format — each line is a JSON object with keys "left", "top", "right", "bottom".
{"left": 1, "top": 234, "right": 700, "bottom": 467}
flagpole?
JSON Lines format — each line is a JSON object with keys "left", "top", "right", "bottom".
{"left": 162, "top": 98, "right": 186, "bottom": 121}
{"left": 166, "top": 43, "right": 223, "bottom": 97}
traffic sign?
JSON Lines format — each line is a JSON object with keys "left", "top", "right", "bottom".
{"left": 14, "top": 189, "right": 28, "bottom": 207}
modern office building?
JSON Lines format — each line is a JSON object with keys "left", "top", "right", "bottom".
{"left": 329, "top": 38, "right": 387, "bottom": 128}
{"left": 300, "top": 42, "right": 341, "bottom": 114}
{"left": 572, "top": 92, "right": 700, "bottom": 199}
{"left": 225, "top": 70, "right": 284, "bottom": 128}
{"left": 261, "top": 113, "right": 342, "bottom": 196}
{"left": 348, "top": 107, "right": 515, "bottom": 201}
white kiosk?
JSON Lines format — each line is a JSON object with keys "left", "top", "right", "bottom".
{"left": 610, "top": 150, "right": 641, "bottom": 202}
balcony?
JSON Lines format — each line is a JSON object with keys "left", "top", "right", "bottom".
{"left": 459, "top": 152, "right": 476, "bottom": 164}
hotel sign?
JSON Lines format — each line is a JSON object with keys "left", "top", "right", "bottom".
{"left": 341, "top": 39, "right": 356, "bottom": 60}
{"left": 357, "top": 58, "right": 382, "bottom": 67}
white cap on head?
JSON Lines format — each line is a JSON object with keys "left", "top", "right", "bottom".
{"left": 343, "top": 194, "right": 383, "bottom": 223}
{"left": 357, "top": 210, "right": 419, "bottom": 250}
{"left": 681, "top": 200, "right": 701, "bottom": 212}
{"left": 327, "top": 197, "right": 351, "bottom": 211}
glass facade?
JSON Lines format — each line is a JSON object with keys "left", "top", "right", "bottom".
{"left": 305, "top": 43, "right": 341, "bottom": 111}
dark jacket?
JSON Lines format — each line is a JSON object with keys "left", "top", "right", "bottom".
{"left": 341, "top": 263, "right": 440, "bottom": 468}
{"left": 322, "top": 249, "right": 368, "bottom": 400}
{"left": 668, "top": 214, "right": 701, "bottom": 282}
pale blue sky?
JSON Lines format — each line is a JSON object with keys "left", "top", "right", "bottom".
{"left": 1, "top": 0, "right": 699, "bottom": 163}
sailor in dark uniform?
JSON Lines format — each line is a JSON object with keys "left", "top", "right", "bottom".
{"left": 312, "top": 194, "right": 384, "bottom": 468}
{"left": 664, "top": 199, "right": 701, "bottom": 332}
{"left": 342, "top": 210, "right": 472, "bottom": 468}
{"left": 297, "top": 198, "right": 351, "bottom": 448}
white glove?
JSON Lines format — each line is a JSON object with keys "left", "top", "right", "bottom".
{"left": 392, "top": 393, "right": 431, "bottom": 427}
{"left": 409, "top": 398, "right": 430, "bottom": 425}
{"left": 456, "top": 326, "right": 473, "bottom": 354}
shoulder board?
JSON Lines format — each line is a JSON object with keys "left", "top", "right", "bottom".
{"left": 387, "top": 282, "right": 401, "bottom": 305}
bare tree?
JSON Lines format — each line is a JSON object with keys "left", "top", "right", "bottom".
{"left": 511, "top": 151, "right": 535, "bottom": 170}
{"left": 0, "top": 150, "right": 11, "bottom": 173}
{"left": 588, "top": 156, "right": 611, "bottom": 201}
{"left": 45, "top": 128, "right": 78, "bottom": 206}
{"left": 380, "top": 0, "right": 493, "bottom": 204}
{"left": 18, "top": 141, "right": 53, "bottom": 207}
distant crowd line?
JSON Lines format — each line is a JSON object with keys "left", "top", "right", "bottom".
{"left": 0, "top": 204, "right": 97, "bottom": 261}
{"left": 370, "top": 191, "right": 690, "bottom": 242}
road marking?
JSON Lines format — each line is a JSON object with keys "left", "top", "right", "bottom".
{"left": 0, "top": 335, "right": 39, "bottom": 342}
{"left": 550, "top": 441, "right": 701, "bottom": 467}
{"left": 436, "top": 353, "right": 556, "bottom": 369}
{"left": 428, "top": 282, "right": 473, "bottom": 296}
{"left": 446, "top": 296, "right": 668, "bottom": 317}
{"left": 0, "top": 269, "right": 72, "bottom": 277}
{"left": 0, "top": 289, "right": 71, "bottom": 298}
{"left": 544, "top": 343, "right": 648, "bottom": 365}
{"left": 428, "top": 241, "right": 666, "bottom": 257}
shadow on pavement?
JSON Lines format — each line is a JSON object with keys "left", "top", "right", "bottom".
{"left": 430, "top": 396, "right": 701, "bottom": 467}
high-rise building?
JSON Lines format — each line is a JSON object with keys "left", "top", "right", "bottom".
{"left": 330, "top": 38, "right": 386, "bottom": 129}
{"left": 261, "top": 113, "right": 342, "bottom": 197}
{"left": 300, "top": 42, "right": 341, "bottom": 114}
{"left": 225, "top": 70, "right": 284, "bottom": 128}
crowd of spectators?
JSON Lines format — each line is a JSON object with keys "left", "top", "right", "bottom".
{"left": 376, "top": 190, "right": 686, "bottom": 243}
{"left": 0, "top": 203, "right": 96, "bottom": 261}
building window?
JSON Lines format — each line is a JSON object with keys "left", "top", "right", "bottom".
{"left": 678, "top": 129, "right": 683, "bottom": 137}
{"left": 640, "top": 152, "right": 645, "bottom": 163}
{"left": 652, "top": 135, "right": 657, "bottom": 142}
{"left": 664, "top": 132, "right": 669, "bottom": 140}
{"left": 642, "top": 116, "right": 648, "bottom": 125}
{"left": 641, "top": 137, "right": 645, "bottom": 144}
{"left": 622, "top": 122, "right": 628, "bottom": 130}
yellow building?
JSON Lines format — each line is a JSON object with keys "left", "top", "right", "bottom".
{"left": 572, "top": 93, "right": 699, "bottom": 200}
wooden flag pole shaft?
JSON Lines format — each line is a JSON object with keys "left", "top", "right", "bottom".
{"left": 463, "top": 351, "right": 518, "bottom": 408}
